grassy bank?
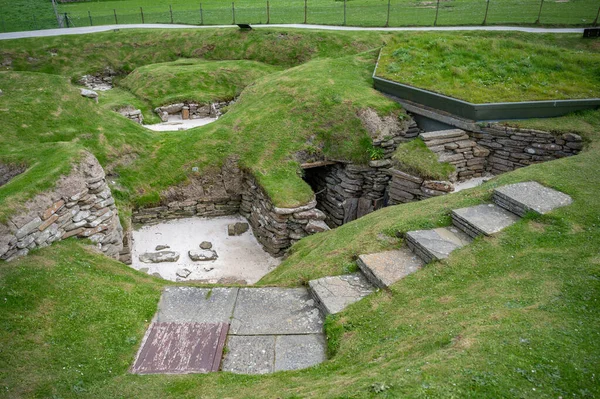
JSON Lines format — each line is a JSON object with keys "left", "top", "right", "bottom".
{"left": 0, "top": 28, "right": 599, "bottom": 398}
{"left": 377, "top": 33, "right": 600, "bottom": 103}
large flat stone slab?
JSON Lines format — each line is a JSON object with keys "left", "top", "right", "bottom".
{"left": 132, "top": 322, "right": 228, "bottom": 374}
{"left": 356, "top": 248, "right": 423, "bottom": 289}
{"left": 221, "top": 335, "right": 276, "bottom": 374}
{"left": 308, "top": 273, "right": 375, "bottom": 315}
{"left": 406, "top": 227, "right": 472, "bottom": 264}
{"left": 452, "top": 203, "right": 520, "bottom": 238}
{"left": 493, "top": 181, "right": 572, "bottom": 217}
{"left": 157, "top": 287, "right": 238, "bottom": 323}
{"left": 222, "top": 334, "right": 327, "bottom": 374}
{"left": 230, "top": 288, "right": 323, "bottom": 335}
{"left": 274, "top": 334, "right": 327, "bottom": 372}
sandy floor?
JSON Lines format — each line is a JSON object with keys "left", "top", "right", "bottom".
{"left": 144, "top": 115, "right": 217, "bottom": 131}
{"left": 131, "top": 216, "right": 280, "bottom": 284}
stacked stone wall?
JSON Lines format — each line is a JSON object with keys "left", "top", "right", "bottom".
{"left": 387, "top": 170, "right": 453, "bottom": 205}
{"left": 0, "top": 153, "right": 123, "bottom": 262}
{"left": 473, "top": 125, "right": 583, "bottom": 175}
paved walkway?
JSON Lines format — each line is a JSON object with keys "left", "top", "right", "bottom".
{"left": 0, "top": 23, "right": 584, "bottom": 40}
{"left": 133, "top": 287, "right": 326, "bottom": 375}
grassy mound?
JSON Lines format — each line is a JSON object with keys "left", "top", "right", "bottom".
{"left": 392, "top": 139, "right": 456, "bottom": 180}
{"left": 120, "top": 59, "right": 280, "bottom": 107}
{"left": 376, "top": 32, "right": 600, "bottom": 103}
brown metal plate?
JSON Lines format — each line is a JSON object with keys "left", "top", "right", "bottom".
{"left": 132, "top": 322, "right": 229, "bottom": 374}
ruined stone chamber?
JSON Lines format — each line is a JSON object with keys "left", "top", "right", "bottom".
{"left": 0, "top": 152, "right": 123, "bottom": 262}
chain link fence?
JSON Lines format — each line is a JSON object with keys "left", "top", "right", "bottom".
{"left": 1, "top": 0, "right": 598, "bottom": 33}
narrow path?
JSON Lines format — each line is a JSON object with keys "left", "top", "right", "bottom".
{"left": 0, "top": 23, "right": 584, "bottom": 40}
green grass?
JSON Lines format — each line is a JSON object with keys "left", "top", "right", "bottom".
{"left": 2, "top": 0, "right": 596, "bottom": 32}
{"left": 120, "top": 59, "right": 280, "bottom": 108}
{"left": 1, "top": 28, "right": 600, "bottom": 398}
{"left": 377, "top": 32, "right": 600, "bottom": 103}
{"left": 392, "top": 139, "right": 455, "bottom": 180}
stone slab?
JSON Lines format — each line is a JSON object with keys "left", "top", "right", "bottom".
{"left": 493, "top": 181, "right": 573, "bottom": 217}
{"left": 356, "top": 248, "right": 423, "bottom": 289}
{"left": 274, "top": 334, "right": 327, "bottom": 372}
{"left": 156, "top": 287, "right": 238, "bottom": 323}
{"left": 131, "top": 322, "right": 228, "bottom": 374}
{"left": 452, "top": 204, "right": 520, "bottom": 238}
{"left": 419, "top": 129, "right": 466, "bottom": 141}
{"left": 308, "top": 273, "right": 375, "bottom": 315}
{"left": 230, "top": 288, "right": 323, "bottom": 335}
{"left": 221, "top": 335, "right": 276, "bottom": 374}
{"left": 406, "top": 227, "right": 472, "bottom": 264}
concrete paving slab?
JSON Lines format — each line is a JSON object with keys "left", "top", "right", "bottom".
{"left": 221, "top": 335, "right": 275, "bottom": 374}
{"left": 357, "top": 248, "right": 423, "bottom": 289}
{"left": 493, "top": 181, "right": 572, "bottom": 217}
{"left": 132, "top": 322, "right": 228, "bottom": 374}
{"left": 406, "top": 227, "right": 472, "bottom": 264}
{"left": 308, "top": 273, "right": 375, "bottom": 315}
{"left": 230, "top": 288, "right": 323, "bottom": 335}
{"left": 274, "top": 334, "right": 327, "bottom": 372}
{"left": 452, "top": 203, "right": 520, "bottom": 238}
{"left": 156, "top": 287, "right": 238, "bottom": 323}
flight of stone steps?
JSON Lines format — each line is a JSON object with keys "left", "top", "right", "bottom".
{"left": 308, "top": 181, "right": 572, "bottom": 316}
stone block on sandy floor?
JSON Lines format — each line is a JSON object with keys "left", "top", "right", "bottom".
{"left": 139, "top": 251, "right": 180, "bottom": 263}
{"left": 157, "top": 287, "right": 238, "bottom": 323}
{"left": 406, "top": 227, "right": 472, "bottom": 264}
{"left": 357, "top": 247, "right": 423, "bottom": 289}
{"left": 230, "top": 288, "right": 323, "bottom": 335}
{"left": 221, "top": 335, "right": 275, "bottom": 374}
{"left": 452, "top": 203, "right": 520, "bottom": 238}
{"left": 493, "top": 181, "right": 573, "bottom": 217}
{"left": 308, "top": 273, "right": 375, "bottom": 315}
{"left": 274, "top": 334, "right": 327, "bottom": 372}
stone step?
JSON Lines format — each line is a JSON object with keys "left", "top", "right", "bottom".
{"left": 308, "top": 273, "right": 375, "bottom": 316}
{"left": 406, "top": 227, "right": 472, "bottom": 264}
{"left": 451, "top": 203, "right": 520, "bottom": 238}
{"left": 419, "top": 129, "right": 467, "bottom": 142}
{"left": 356, "top": 248, "right": 423, "bottom": 289}
{"left": 493, "top": 181, "right": 573, "bottom": 217}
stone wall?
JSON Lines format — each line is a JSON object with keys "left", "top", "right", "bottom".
{"left": 155, "top": 100, "right": 233, "bottom": 122}
{"left": 387, "top": 169, "right": 454, "bottom": 205}
{"left": 473, "top": 125, "right": 583, "bottom": 175}
{"left": 303, "top": 115, "right": 420, "bottom": 227}
{"left": 420, "top": 129, "right": 490, "bottom": 181}
{"left": 240, "top": 177, "right": 328, "bottom": 257}
{"left": 0, "top": 152, "right": 123, "bottom": 262}
{"left": 118, "top": 107, "right": 144, "bottom": 124}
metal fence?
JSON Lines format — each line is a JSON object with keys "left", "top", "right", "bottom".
{"left": 1, "top": 0, "right": 598, "bottom": 33}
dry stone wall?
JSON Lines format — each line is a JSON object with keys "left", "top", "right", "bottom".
{"left": 387, "top": 170, "right": 454, "bottom": 205}
{"left": 155, "top": 100, "right": 233, "bottom": 122}
{"left": 473, "top": 125, "right": 583, "bottom": 175}
{"left": 0, "top": 152, "right": 123, "bottom": 262}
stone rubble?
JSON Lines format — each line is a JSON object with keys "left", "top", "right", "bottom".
{"left": 139, "top": 251, "right": 180, "bottom": 263}
{"left": 154, "top": 100, "right": 234, "bottom": 122}
{"left": 188, "top": 249, "right": 218, "bottom": 261}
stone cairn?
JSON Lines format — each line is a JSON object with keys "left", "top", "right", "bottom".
{"left": 0, "top": 153, "right": 123, "bottom": 262}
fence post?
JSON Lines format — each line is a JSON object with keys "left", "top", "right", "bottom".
{"left": 304, "top": 0, "right": 307, "bottom": 24}
{"left": 88, "top": 11, "right": 93, "bottom": 26}
{"left": 113, "top": 9, "right": 118, "bottom": 25}
{"left": 1, "top": 11, "right": 5, "bottom": 32}
{"left": 266, "top": 1, "right": 270, "bottom": 24}
{"left": 433, "top": 0, "right": 441, "bottom": 26}
{"left": 232, "top": 2, "right": 235, "bottom": 24}
{"left": 200, "top": 3, "right": 203, "bottom": 25}
{"left": 593, "top": 4, "right": 599, "bottom": 26}
{"left": 535, "top": 0, "right": 544, "bottom": 24}
{"left": 140, "top": 7, "right": 145, "bottom": 23}
{"left": 170, "top": 5, "right": 174, "bottom": 24}
{"left": 385, "top": 0, "right": 390, "bottom": 27}
{"left": 343, "top": 0, "right": 346, "bottom": 25}
{"left": 482, "top": 0, "right": 489, "bottom": 25}
{"left": 64, "top": 13, "right": 70, "bottom": 28}
{"left": 51, "top": 0, "right": 62, "bottom": 28}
